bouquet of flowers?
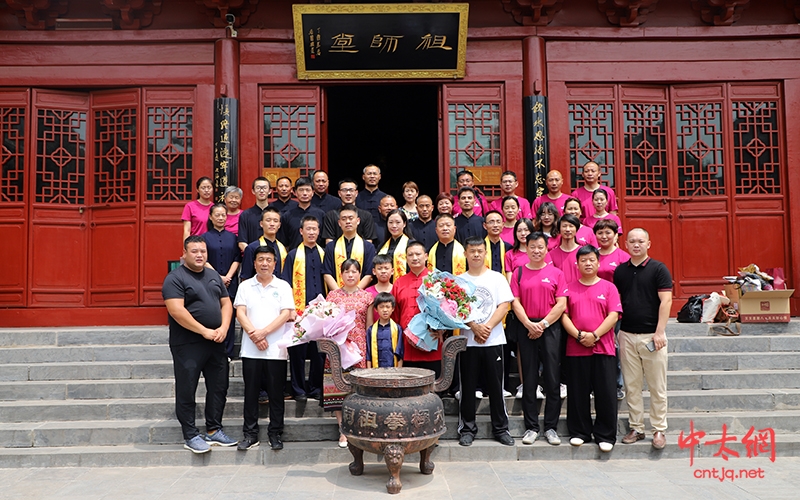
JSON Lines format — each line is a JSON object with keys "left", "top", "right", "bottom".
{"left": 406, "top": 270, "right": 477, "bottom": 351}
{"left": 277, "top": 294, "right": 363, "bottom": 369}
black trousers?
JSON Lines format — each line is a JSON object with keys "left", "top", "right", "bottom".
{"left": 242, "top": 357, "right": 287, "bottom": 439}
{"left": 517, "top": 321, "right": 564, "bottom": 433}
{"left": 458, "top": 345, "right": 509, "bottom": 437}
{"left": 288, "top": 341, "right": 324, "bottom": 396}
{"left": 566, "top": 354, "right": 618, "bottom": 444}
{"left": 170, "top": 341, "right": 229, "bottom": 440}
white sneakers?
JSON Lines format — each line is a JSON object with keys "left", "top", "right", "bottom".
{"left": 599, "top": 442, "right": 614, "bottom": 452}
{"left": 544, "top": 429, "right": 561, "bottom": 446}
{"left": 560, "top": 384, "right": 568, "bottom": 399}
{"left": 522, "top": 430, "right": 538, "bottom": 445}
{"left": 536, "top": 385, "right": 545, "bottom": 400}
{"left": 515, "top": 384, "right": 523, "bottom": 399}
{"left": 569, "top": 437, "right": 584, "bottom": 447}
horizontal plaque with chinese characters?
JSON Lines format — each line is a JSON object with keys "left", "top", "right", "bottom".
{"left": 293, "top": 3, "right": 468, "bottom": 80}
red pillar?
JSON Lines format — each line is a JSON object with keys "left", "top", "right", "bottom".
{"left": 215, "top": 38, "right": 239, "bottom": 99}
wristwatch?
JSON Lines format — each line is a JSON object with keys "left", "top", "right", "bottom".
{"left": 541, "top": 319, "right": 550, "bottom": 329}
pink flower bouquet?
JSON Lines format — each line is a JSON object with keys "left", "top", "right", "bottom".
{"left": 277, "top": 294, "right": 363, "bottom": 369}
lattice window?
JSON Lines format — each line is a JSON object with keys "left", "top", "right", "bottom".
{"left": 731, "top": 101, "right": 781, "bottom": 195}
{"left": 262, "top": 105, "right": 316, "bottom": 178}
{"left": 35, "top": 109, "right": 86, "bottom": 204}
{"left": 146, "top": 106, "right": 193, "bottom": 201}
{"left": 568, "top": 102, "right": 615, "bottom": 190}
{"left": 95, "top": 108, "right": 137, "bottom": 204}
{"left": 623, "top": 103, "right": 668, "bottom": 197}
{"left": 675, "top": 102, "right": 725, "bottom": 196}
{"left": 0, "top": 107, "right": 25, "bottom": 203}
{"left": 447, "top": 103, "right": 502, "bottom": 197}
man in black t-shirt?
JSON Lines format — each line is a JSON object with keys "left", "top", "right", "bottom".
{"left": 613, "top": 228, "right": 673, "bottom": 451}
{"left": 163, "top": 235, "right": 237, "bottom": 454}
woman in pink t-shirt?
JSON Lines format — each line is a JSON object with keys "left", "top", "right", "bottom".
{"left": 594, "top": 219, "right": 630, "bottom": 283}
{"left": 549, "top": 214, "right": 582, "bottom": 285}
{"left": 553, "top": 197, "right": 597, "bottom": 248}
{"left": 534, "top": 201, "right": 560, "bottom": 251}
{"left": 584, "top": 188, "right": 623, "bottom": 235}
{"left": 500, "top": 196, "right": 520, "bottom": 245}
{"left": 560, "top": 245, "right": 622, "bottom": 453}
{"left": 181, "top": 176, "right": 214, "bottom": 241}
{"left": 504, "top": 218, "right": 535, "bottom": 280}
{"left": 223, "top": 185, "right": 243, "bottom": 236}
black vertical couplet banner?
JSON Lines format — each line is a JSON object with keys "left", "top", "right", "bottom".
{"left": 213, "top": 97, "right": 239, "bottom": 201}
{"left": 524, "top": 95, "right": 549, "bottom": 202}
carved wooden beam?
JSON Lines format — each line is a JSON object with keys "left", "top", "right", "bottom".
{"left": 195, "top": 0, "right": 259, "bottom": 28}
{"left": 691, "top": 0, "right": 750, "bottom": 26}
{"left": 99, "top": 0, "right": 162, "bottom": 29}
{"left": 597, "top": 0, "right": 658, "bottom": 27}
{"left": 501, "top": 0, "right": 563, "bottom": 26}
{"left": 4, "top": 0, "right": 69, "bottom": 29}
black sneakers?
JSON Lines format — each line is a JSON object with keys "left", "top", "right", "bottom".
{"left": 269, "top": 434, "right": 284, "bottom": 451}
{"left": 237, "top": 436, "right": 259, "bottom": 451}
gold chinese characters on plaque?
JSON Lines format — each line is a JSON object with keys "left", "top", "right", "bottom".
{"left": 293, "top": 4, "right": 469, "bottom": 80}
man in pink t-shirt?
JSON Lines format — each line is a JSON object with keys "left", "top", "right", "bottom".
{"left": 489, "top": 171, "right": 532, "bottom": 219}
{"left": 532, "top": 170, "right": 571, "bottom": 216}
{"left": 509, "top": 232, "right": 568, "bottom": 446}
{"left": 560, "top": 245, "right": 622, "bottom": 452}
{"left": 570, "top": 161, "right": 618, "bottom": 220}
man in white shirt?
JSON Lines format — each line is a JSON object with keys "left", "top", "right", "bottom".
{"left": 457, "top": 236, "right": 515, "bottom": 447}
{"left": 234, "top": 246, "right": 295, "bottom": 451}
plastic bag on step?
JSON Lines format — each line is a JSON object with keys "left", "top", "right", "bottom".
{"left": 701, "top": 292, "right": 730, "bottom": 323}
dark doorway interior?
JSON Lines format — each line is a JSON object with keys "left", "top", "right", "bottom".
{"left": 326, "top": 85, "right": 439, "bottom": 203}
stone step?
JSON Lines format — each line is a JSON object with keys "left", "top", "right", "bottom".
{"left": 667, "top": 369, "right": 800, "bottom": 390}
{"left": 0, "top": 433, "right": 795, "bottom": 468}
{"left": 667, "top": 335, "right": 800, "bottom": 353}
{"left": 0, "top": 360, "right": 176, "bottom": 382}
{"left": 0, "top": 345, "right": 172, "bottom": 364}
{"left": 663, "top": 319, "right": 800, "bottom": 337}
{"left": 668, "top": 352, "right": 800, "bottom": 371}
{"left": 0, "top": 327, "right": 169, "bottom": 348}
{"left": 4, "top": 410, "right": 798, "bottom": 449}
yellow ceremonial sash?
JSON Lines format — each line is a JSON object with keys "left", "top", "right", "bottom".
{"left": 484, "top": 237, "right": 506, "bottom": 274}
{"left": 378, "top": 235, "right": 409, "bottom": 282}
{"left": 371, "top": 320, "right": 400, "bottom": 367}
{"left": 259, "top": 236, "right": 287, "bottom": 265}
{"left": 334, "top": 235, "right": 365, "bottom": 287}
{"left": 427, "top": 240, "right": 466, "bottom": 275}
{"left": 292, "top": 244, "right": 325, "bottom": 315}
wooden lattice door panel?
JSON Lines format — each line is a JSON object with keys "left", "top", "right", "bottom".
{"left": 0, "top": 88, "right": 29, "bottom": 306}
{"left": 728, "top": 84, "right": 787, "bottom": 277}
{"left": 29, "top": 89, "right": 90, "bottom": 306}
{"left": 259, "top": 86, "right": 321, "bottom": 193}
{"left": 140, "top": 87, "right": 197, "bottom": 305}
{"left": 442, "top": 84, "right": 505, "bottom": 198}
{"left": 88, "top": 89, "right": 140, "bottom": 306}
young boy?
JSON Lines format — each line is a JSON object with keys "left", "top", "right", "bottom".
{"left": 366, "top": 292, "right": 404, "bottom": 368}
{"left": 365, "top": 254, "right": 393, "bottom": 299}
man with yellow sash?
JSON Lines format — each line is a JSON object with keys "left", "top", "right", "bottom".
{"left": 281, "top": 215, "right": 326, "bottom": 401}
{"left": 366, "top": 292, "right": 404, "bottom": 368}
{"left": 322, "top": 204, "right": 376, "bottom": 291}
{"left": 427, "top": 213, "right": 466, "bottom": 275}
{"left": 241, "top": 206, "right": 287, "bottom": 281}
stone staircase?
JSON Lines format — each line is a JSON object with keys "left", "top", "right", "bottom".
{"left": 1, "top": 321, "right": 799, "bottom": 467}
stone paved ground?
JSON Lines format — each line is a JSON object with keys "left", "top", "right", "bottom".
{"left": 1, "top": 456, "right": 795, "bottom": 499}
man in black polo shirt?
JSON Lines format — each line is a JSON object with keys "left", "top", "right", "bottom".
{"left": 278, "top": 176, "right": 325, "bottom": 249}
{"left": 238, "top": 177, "right": 271, "bottom": 251}
{"left": 310, "top": 170, "right": 342, "bottom": 213}
{"left": 355, "top": 164, "right": 386, "bottom": 223}
{"left": 454, "top": 187, "right": 487, "bottom": 245}
{"left": 409, "top": 195, "right": 436, "bottom": 250}
{"left": 613, "top": 228, "right": 673, "bottom": 450}
{"left": 163, "top": 235, "right": 237, "bottom": 453}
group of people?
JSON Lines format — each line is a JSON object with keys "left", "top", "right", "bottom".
{"left": 164, "top": 161, "right": 672, "bottom": 456}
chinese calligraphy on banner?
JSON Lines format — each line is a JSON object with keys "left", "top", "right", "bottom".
{"left": 524, "top": 95, "right": 549, "bottom": 199}
{"left": 293, "top": 4, "right": 468, "bottom": 79}
{"left": 213, "top": 97, "right": 238, "bottom": 200}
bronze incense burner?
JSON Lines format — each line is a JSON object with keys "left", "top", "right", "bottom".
{"left": 317, "top": 336, "right": 466, "bottom": 494}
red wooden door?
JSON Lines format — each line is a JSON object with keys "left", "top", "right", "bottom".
{"left": 88, "top": 89, "right": 141, "bottom": 306}
{"left": 29, "top": 89, "right": 90, "bottom": 306}
{"left": 0, "top": 89, "right": 29, "bottom": 306}
{"left": 567, "top": 82, "right": 789, "bottom": 298}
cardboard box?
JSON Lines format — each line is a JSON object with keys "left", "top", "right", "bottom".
{"left": 738, "top": 289, "right": 794, "bottom": 323}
